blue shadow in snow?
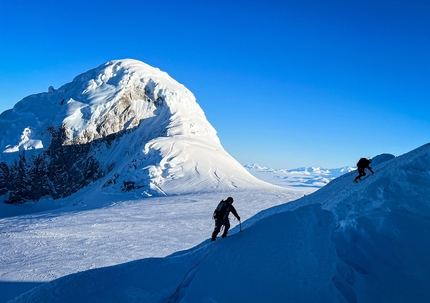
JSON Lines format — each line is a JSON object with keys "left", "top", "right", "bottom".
{"left": 0, "top": 281, "right": 44, "bottom": 303}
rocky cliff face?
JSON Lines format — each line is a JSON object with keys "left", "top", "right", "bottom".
{"left": 0, "top": 59, "right": 271, "bottom": 204}
{"left": 0, "top": 126, "right": 103, "bottom": 203}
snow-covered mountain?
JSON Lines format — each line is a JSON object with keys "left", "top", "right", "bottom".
{"left": 0, "top": 59, "right": 272, "bottom": 204}
{"left": 5, "top": 143, "right": 430, "bottom": 302}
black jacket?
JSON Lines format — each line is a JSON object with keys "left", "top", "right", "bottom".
{"left": 213, "top": 200, "right": 240, "bottom": 220}
{"left": 357, "top": 158, "right": 371, "bottom": 169}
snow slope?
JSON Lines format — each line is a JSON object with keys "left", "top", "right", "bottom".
{"left": 5, "top": 143, "right": 430, "bottom": 302}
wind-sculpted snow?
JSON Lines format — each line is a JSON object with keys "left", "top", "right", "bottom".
{"left": 6, "top": 143, "right": 430, "bottom": 302}
{"left": 0, "top": 59, "right": 271, "bottom": 204}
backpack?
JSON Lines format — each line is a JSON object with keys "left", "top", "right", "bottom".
{"left": 357, "top": 158, "right": 370, "bottom": 168}
{"left": 213, "top": 200, "right": 228, "bottom": 220}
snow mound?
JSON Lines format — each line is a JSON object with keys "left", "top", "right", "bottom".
{"left": 370, "top": 153, "right": 395, "bottom": 166}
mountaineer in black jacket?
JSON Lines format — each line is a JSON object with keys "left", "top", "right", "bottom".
{"left": 211, "top": 197, "right": 240, "bottom": 241}
{"left": 354, "top": 158, "right": 374, "bottom": 183}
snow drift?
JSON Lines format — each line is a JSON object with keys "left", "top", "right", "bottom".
{"left": 10, "top": 143, "right": 430, "bottom": 302}
{"left": 0, "top": 59, "right": 271, "bottom": 204}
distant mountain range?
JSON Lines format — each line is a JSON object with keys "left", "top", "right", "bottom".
{"left": 245, "top": 164, "right": 355, "bottom": 191}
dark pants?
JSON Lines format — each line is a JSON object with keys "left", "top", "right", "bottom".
{"left": 358, "top": 167, "right": 366, "bottom": 177}
{"left": 211, "top": 219, "right": 230, "bottom": 241}
{"left": 354, "top": 167, "right": 373, "bottom": 182}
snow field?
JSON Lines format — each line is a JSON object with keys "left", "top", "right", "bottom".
{"left": 0, "top": 188, "right": 306, "bottom": 302}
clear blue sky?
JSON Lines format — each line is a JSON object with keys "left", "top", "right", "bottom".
{"left": 1, "top": 0, "right": 429, "bottom": 168}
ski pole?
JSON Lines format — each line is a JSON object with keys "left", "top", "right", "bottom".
{"left": 239, "top": 220, "right": 242, "bottom": 232}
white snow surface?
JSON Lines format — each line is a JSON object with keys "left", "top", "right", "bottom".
{"left": 2, "top": 143, "right": 430, "bottom": 302}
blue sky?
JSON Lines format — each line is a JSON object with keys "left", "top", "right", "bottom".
{"left": 1, "top": 0, "right": 429, "bottom": 168}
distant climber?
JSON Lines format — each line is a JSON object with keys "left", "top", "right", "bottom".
{"left": 354, "top": 158, "right": 374, "bottom": 183}
{"left": 211, "top": 197, "right": 240, "bottom": 241}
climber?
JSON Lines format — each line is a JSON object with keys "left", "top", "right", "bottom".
{"left": 354, "top": 158, "right": 374, "bottom": 183}
{"left": 211, "top": 197, "right": 240, "bottom": 241}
